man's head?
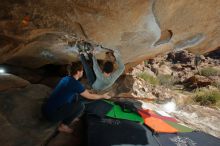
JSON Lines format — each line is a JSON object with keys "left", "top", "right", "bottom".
{"left": 103, "top": 61, "right": 114, "bottom": 74}
{"left": 67, "top": 62, "right": 83, "bottom": 78}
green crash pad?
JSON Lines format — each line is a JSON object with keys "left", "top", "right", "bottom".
{"left": 165, "top": 120, "right": 193, "bottom": 132}
{"left": 105, "top": 101, "right": 144, "bottom": 123}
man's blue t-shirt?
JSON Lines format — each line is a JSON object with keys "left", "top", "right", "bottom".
{"left": 43, "top": 76, "right": 85, "bottom": 114}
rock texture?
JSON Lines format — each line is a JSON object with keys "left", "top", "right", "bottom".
{"left": 154, "top": 0, "right": 220, "bottom": 53}
{"left": 0, "top": 84, "right": 54, "bottom": 146}
{"left": 0, "top": 73, "right": 30, "bottom": 91}
{"left": 130, "top": 50, "right": 220, "bottom": 103}
{"left": 174, "top": 105, "right": 220, "bottom": 138}
{"left": 184, "top": 75, "right": 212, "bottom": 89}
{"left": 0, "top": 0, "right": 219, "bottom": 68}
{"left": 0, "top": 0, "right": 159, "bottom": 68}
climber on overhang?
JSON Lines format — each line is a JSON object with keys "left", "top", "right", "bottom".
{"left": 77, "top": 40, "right": 125, "bottom": 92}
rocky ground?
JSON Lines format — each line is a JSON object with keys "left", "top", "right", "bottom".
{"left": 129, "top": 49, "right": 220, "bottom": 138}
{"left": 130, "top": 49, "right": 220, "bottom": 101}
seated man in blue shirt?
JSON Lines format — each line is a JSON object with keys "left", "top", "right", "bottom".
{"left": 42, "top": 62, "right": 110, "bottom": 133}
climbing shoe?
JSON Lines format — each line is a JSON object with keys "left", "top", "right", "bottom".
{"left": 84, "top": 42, "right": 94, "bottom": 54}
{"left": 77, "top": 43, "right": 85, "bottom": 54}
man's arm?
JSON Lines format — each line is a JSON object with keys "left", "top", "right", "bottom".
{"left": 110, "top": 49, "right": 125, "bottom": 79}
{"left": 80, "top": 89, "right": 110, "bottom": 100}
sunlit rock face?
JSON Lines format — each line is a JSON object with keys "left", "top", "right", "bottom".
{"left": 153, "top": 0, "right": 220, "bottom": 53}
{"left": 0, "top": 0, "right": 219, "bottom": 68}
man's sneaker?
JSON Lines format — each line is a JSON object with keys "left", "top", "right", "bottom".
{"left": 77, "top": 43, "right": 85, "bottom": 54}
{"left": 84, "top": 42, "right": 94, "bottom": 54}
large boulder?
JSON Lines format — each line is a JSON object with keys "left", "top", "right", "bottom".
{"left": 154, "top": 0, "right": 220, "bottom": 53}
{"left": 0, "top": 0, "right": 219, "bottom": 68}
{"left": 0, "top": 84, "right": 55, "bottom": 146}
{"left": 0, "top": 0, "right": 160, "bottom": 68}
{"left": 0, "top": 73, "right": 30, "bottom": 91}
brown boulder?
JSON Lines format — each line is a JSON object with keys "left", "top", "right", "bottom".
{"left": 0, "top": 0, "right": 160, "bottom": 68}
{"left": 154, "top": 0, "right": 220, "bottom": 54}
{"left": 0, "top": 0, "right": 220, "bottom": 69}
{"left": 167, "top": 50, "right": 194, "bottom": 64}
{"left": 0, "top": 84, "right": 55, "bottom": 146}
{"left": 0, "top": 73, "right": 30, "bottom": 91}
{"left": 184, "top": 75, "right": 212, "bottom": 89}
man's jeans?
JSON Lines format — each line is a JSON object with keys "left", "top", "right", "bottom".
{"left": 42, "top": 96, "right": 85, "bottom": 125}
{"left": 80, "top": 54, "right": 96, "bottom": 87}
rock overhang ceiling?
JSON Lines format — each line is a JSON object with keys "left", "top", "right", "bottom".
{"left": 0, "top": 0, "right": 220, "bottom": 68}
